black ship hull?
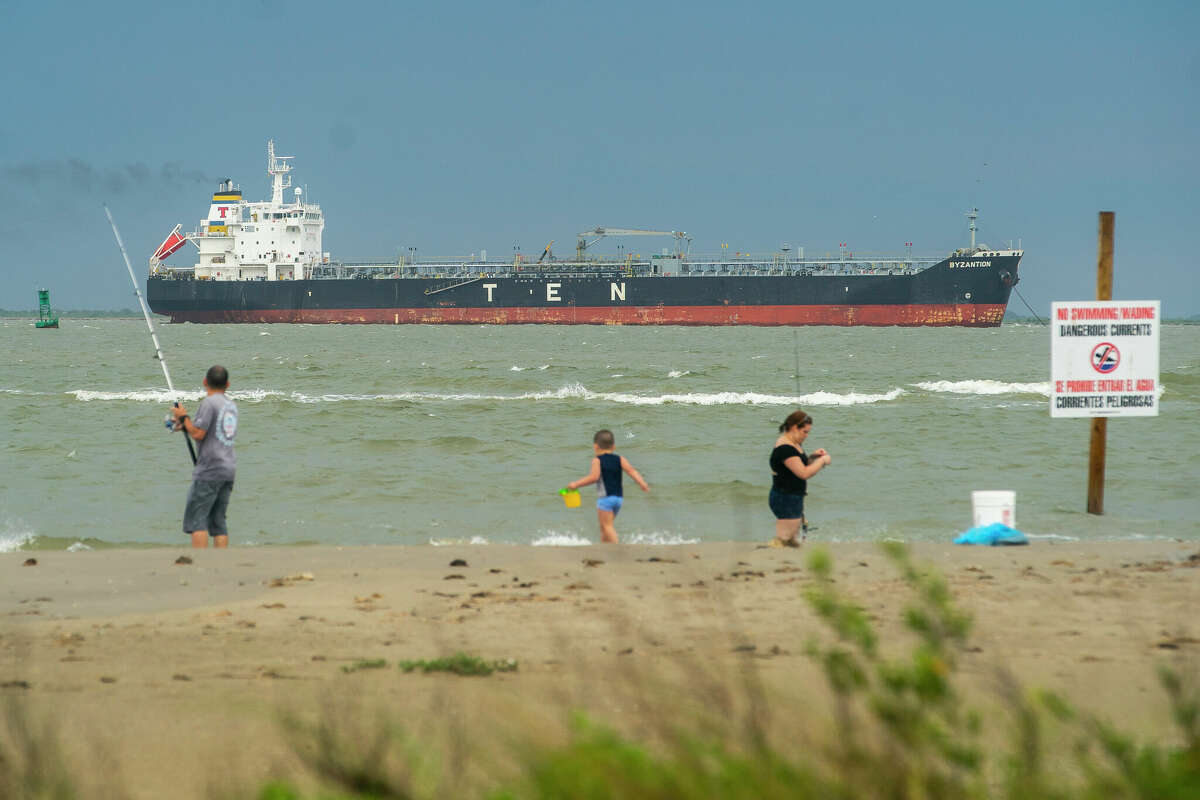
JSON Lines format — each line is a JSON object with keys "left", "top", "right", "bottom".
{"left": 147, "top": 254, "right": 1021, "bottom": 326}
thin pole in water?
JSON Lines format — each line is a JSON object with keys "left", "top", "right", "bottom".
{"left": 793, "top": 329, "right": 800, "bottom": 396}
{"left": 793, "top": 328, "right": 813, "bottom": 537}
{"left": 104, "top": 206, "right": 196, "bottom": 465}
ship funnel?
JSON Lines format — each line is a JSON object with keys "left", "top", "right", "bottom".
{"left": 208, "top": 181, "right": 243, "bottom": 234}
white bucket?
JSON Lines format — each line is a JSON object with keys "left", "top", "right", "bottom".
{"left": 971, "top": 490, "right": 1016, "bottom": 528}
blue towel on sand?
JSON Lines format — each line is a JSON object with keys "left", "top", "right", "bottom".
{"left": 954, "top": 522, "right": 1029, "bottom": 546}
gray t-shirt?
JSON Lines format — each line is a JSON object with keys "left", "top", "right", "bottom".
{"left": 191, "top": 392, "right": 238, "bottom": 482}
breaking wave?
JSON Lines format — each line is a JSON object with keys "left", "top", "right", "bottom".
{"left": 911, "top": 379, "right": 1051, "bottom": 396}
{"left": 71, "top": 388, "right": 207, "bottom": 403}
{"left": 0, "top": 519, "right": 36, "bottom": 553}
{"left": 66, "top": 383, "right": 906, "bottom": 407}
{"left": 531, "top": 531, "right": 594, "bottom": 546}
{"left": 529, "top": 530, "right": 700, "bottom": 546}
{"left": 625, "top": 531, "right": 702, "bottom": 545}
{"left": 49, "top": 380, "right": 1110, "bottom": 407}
{"left": 429, "top": 536, "right": 490, "bottom": 546}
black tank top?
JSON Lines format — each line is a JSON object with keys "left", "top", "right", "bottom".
{"left": 770, "top": 444, "right": 809, "bottom": 494}
{"left": 598, "top": 453, "right": 622, "bottom": 497}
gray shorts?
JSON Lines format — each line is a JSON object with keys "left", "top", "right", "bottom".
{"left": 183, "top": 479, "right": 234, "bottom": 537}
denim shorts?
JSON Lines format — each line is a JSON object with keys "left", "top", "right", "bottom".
{"left": 768, "top": 489, "right": 805, "bottom": 520}
{"left": 596, "top": 495, "right": 624, "bottom": 514}
{"left": 184, "top": 479, "right": 234, "bottom": 536}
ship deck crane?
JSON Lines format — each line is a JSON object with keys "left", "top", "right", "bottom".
{"left": 576, "top": 227, "right": 692, "bottom": 259}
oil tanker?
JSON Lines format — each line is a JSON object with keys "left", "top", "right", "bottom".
{"left": 146, "top": 142, "right": 1023, "bottom": 326}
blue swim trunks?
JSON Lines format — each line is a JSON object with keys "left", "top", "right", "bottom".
{"left": 597, "top": 495, "right": 624, "bottom": 514}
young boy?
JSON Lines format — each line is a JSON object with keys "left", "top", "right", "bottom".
{"left": 565, "top": 429, "right": 649, "bottom": 544}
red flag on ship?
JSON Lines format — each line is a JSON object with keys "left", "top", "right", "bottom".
{"left": 153, "top": 224, "right": 186, "bottom": 261}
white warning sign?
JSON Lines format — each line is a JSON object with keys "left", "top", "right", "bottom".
{"left": 1050, "top": 300, "right": 1160, "bottom": 418}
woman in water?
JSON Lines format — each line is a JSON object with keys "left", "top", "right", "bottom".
{"left": 769, "top": 409, "right": 831, "bottom": 547}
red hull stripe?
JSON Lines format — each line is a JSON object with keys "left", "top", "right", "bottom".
{"left": 166, "top": 304, "right": 1007, "bottom": 326}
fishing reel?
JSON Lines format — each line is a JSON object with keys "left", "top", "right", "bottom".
{"left": 164, "top": 403, "right": 186, "bottom": 433}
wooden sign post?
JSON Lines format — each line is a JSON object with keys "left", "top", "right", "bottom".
{"left": 1086, "top": 212, "right": 1114, "bottom": 514}
{"left": 1051, "top": 213, "right": 1159, "bottom": 516}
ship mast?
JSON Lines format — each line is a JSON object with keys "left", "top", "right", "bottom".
{"left": 966, "top": 207, "right": 978, "bottom": 250}
{"left": 267, "top": 139, "right": 293, "bottom": 205}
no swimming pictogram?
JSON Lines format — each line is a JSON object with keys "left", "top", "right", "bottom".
{"left": 1091, "top": 342, "right": 1120, "bottom": 373}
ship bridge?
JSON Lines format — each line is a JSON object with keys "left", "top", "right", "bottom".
{"left": 150, "top": 140, "right": 326, "bottom": 281}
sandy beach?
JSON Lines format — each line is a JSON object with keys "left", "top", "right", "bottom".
{"left": 2, "top": 539, "right": 1198, "bottom": 797}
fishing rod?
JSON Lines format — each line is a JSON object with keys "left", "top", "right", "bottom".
{"left": 104, "top": 206, "right": 196, "bottom": 465}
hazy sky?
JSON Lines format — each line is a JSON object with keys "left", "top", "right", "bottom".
{"left": 3, "top": 0, "right": 1197, "bottom": 315}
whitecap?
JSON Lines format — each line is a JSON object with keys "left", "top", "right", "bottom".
{"left": 429, "top": 536, "right": 490, "bottom": 546}
{"left": 667, "top": 370, "right": 690, "bottom": 378}
{"left": 796, "top": 388, "right": 906, "bottom": 406}
{"left": 65, "top": 383, "right": 904, "bottom": 408}
{"left": 625, "top": 531, "right": 701, "bottom": 545}
{"left": 70, "top": 388, "right": 283, "bottom": 404}
{"left": 70, "top": 388, "right": 203, "bottom": 403}
{"left": 913, "top": 379, "right": 1050, "bottom": 396}
{"left": 0, "top": 528, "right": 35, "bottom": 553}
{"left": 66, "top": 541, "right": 93, "bottom": 552}
{"left": 230, "top": 389, "right": 291, "bottom": 403}
{"left": 531, "top": 532, "right": 593, "bottom": 546}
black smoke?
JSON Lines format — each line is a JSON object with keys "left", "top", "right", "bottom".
{"left": 2, "top": 159, "right": 219, "bottom": 194}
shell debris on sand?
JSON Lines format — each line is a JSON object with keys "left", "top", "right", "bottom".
{"left": 268, "top": 573, "right": 315, "bottom": 588}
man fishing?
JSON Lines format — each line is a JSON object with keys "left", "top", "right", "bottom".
{"left": 172, "top": 366, "right": 239, "bottom": 548}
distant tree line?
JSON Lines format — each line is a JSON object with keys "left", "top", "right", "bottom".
{"left": 1005, "top": 312, "right": 1198, "bottom": 324}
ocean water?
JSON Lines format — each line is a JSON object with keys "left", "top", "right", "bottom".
{"left": 2, "top": 319, "right": 1197, "bottom": 551}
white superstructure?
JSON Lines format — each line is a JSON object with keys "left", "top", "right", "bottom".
{"left": 150, "top": 140, "right": 326, "bottom": 281}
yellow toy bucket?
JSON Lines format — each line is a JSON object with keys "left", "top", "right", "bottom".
{"left": 559, "top": 488, "right": 582, "bottom": 508}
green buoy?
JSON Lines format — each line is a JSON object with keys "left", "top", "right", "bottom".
{"left": 35, "top": 288, "right": 59, "bottom": 329}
